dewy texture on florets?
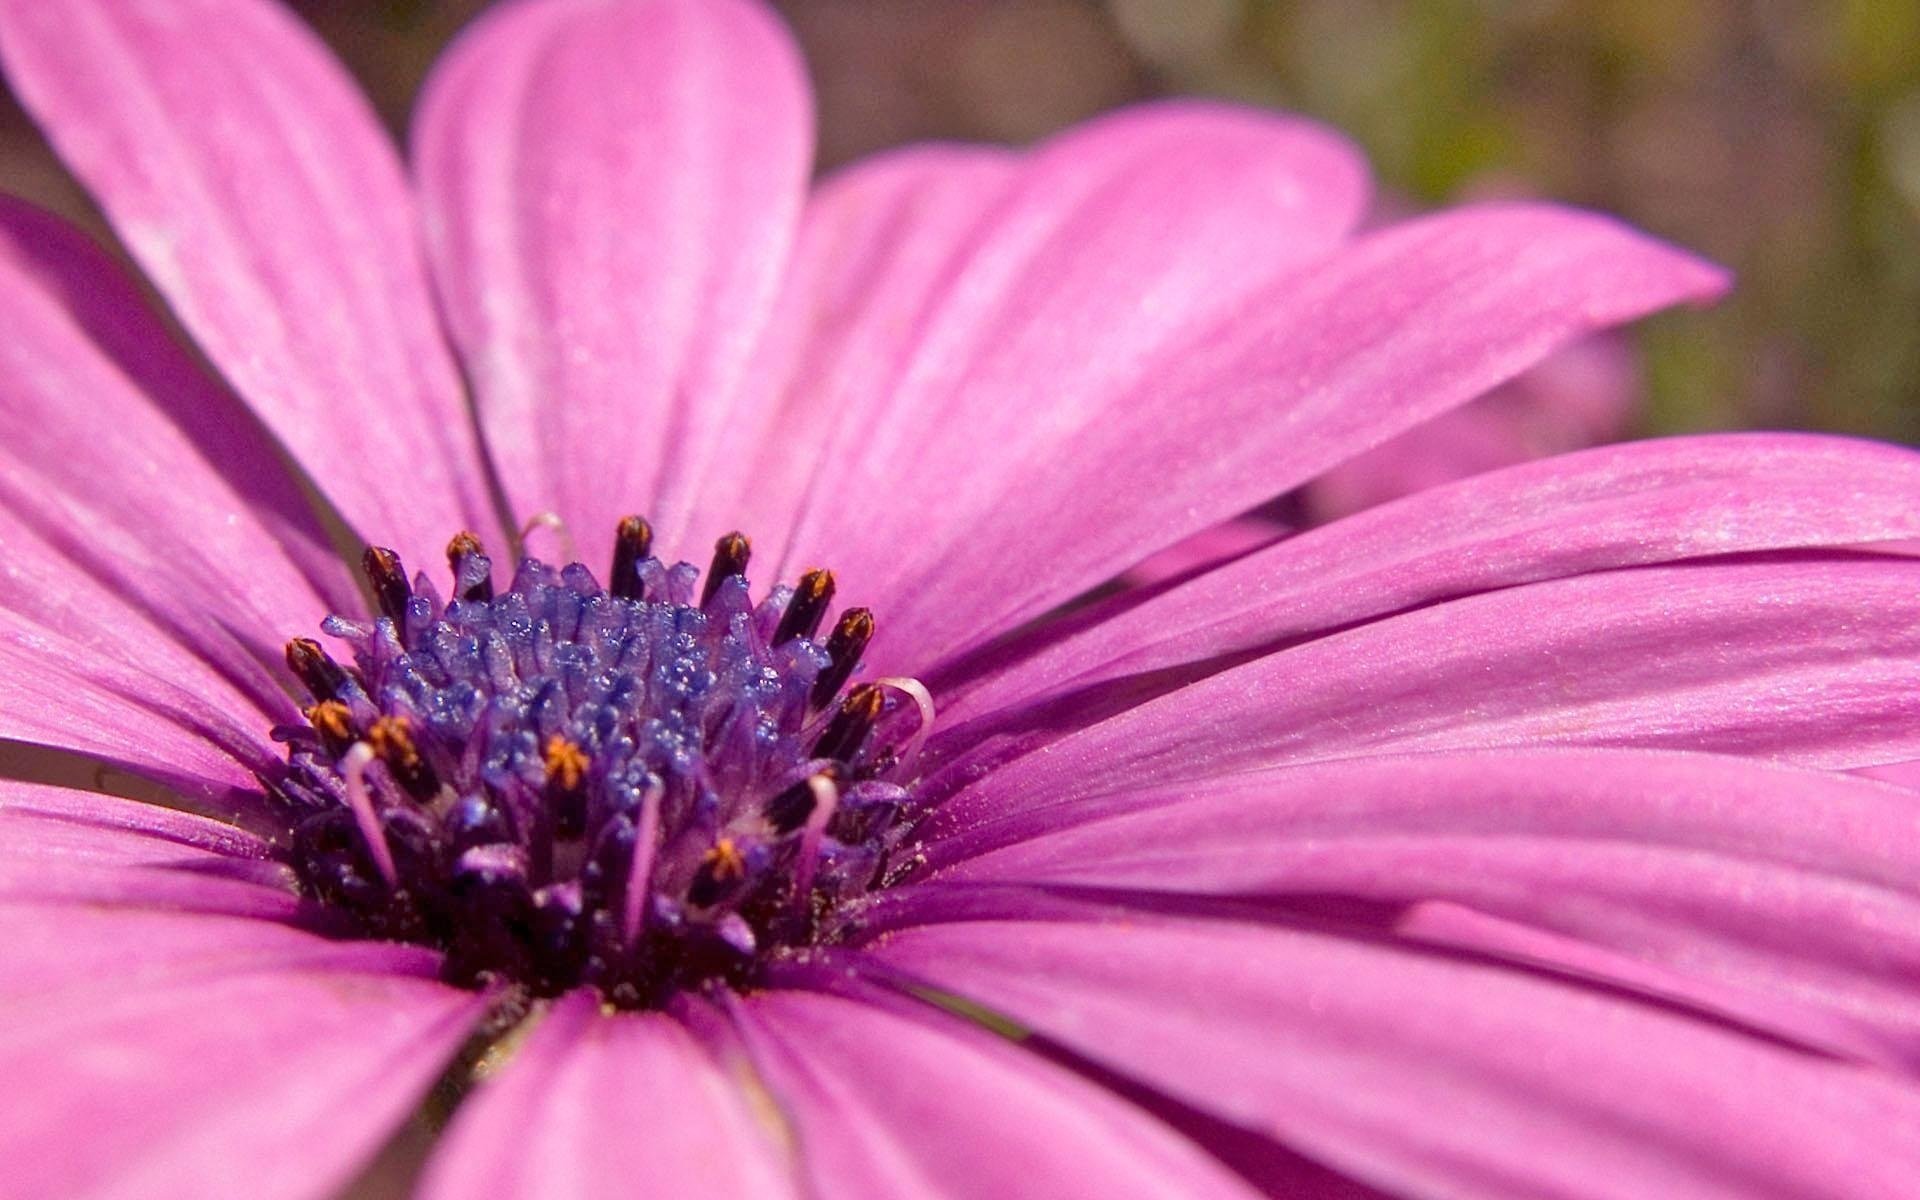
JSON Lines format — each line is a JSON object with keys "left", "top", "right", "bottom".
{"left": 272, "top": 523, "right": 923, "bottom": 1008}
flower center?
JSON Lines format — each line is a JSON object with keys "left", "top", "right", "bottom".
{"left": 270, "top": 520, "right": 931, "bottom": 1009}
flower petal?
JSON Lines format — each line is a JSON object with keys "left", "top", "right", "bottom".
{"left": 0, "top": 948, "right": 483, "bottom": 1200}
{"left": 930, "top": 557, "right": 1920, "bottom": 833}
{"left": 719, "top": 987, "right": 1265, "bottom": 1200}
{"left": 940, "top": 432, "right": 1920, "bottom": 723}
{"left": 0, "top": 558, "right": 281, "bottom": 816}
{"left": 927, "top": 748, "right": 1920, "bottom": 1064}
{"left": 0, "top": 198, "right": 351, "bottom": 702}
{"left": 419, "top": 991, "right": 796, "bottom": 1200}
{"left": 0, "top": 780, "right": 271, "bottom": 860}
{"left": 865, "top": 204, "right": 1727, "bottom": 674}
{"left": 0, "top": 0, "right": 502, "bottom": 568}
{"left": 1302, "top": 330, "right": 1637, "bottom": 522}
{"left": 413, "top": 0, "right": 812, "bottom": 564}
{"left": 863, "top": 915, "right": 1920, "bottom": 1200}
{"left": 0, "top": 780, "right": 472, "bottom": 1198}
{"left": 768, "top": 101, "right": 1368, "bottom": 604}
{"left": 0, "top": 781, "right": 293, "bottom": 915}
{"left": 694, "top": 143, "right": 1022, "bottom": 577}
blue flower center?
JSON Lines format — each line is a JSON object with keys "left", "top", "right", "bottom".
{"left": 271, "top": 521, "right": 929, "bottom": 1008}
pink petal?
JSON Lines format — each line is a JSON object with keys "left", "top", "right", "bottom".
{"left": 1302, "top": 331, "right": 1638, "bottom": 522}
{"left": 864, "top": 204, "right": 1727, "bottom": 675}
{"left": 0, "top": 198, "right": 350, "bottom": 704}
{"left": 0, "top": 0, "right": 502, "bottom": 569}
{"left": 1119, "top": 516, "right": 1292, "bottom": 588}
{"left": 0, "top": 777, "right": 429, "bottom": 1008}
{"left": 769, "top": 101, "right": 1367, "bottom": 607}
{"left": 0, "top": 784, "right": 468, "bottom": 1199}
{"left": 0, "top": 782, "right": 268, "bottom": 857}
{"left": 929, "top": 748, "right": 1920, "bottom": 1063}
{"left": 864, "top": 916, "right": 1920, "bottom": 1199}
{"left": 695, "top": 144, "right": 1022, "bottom": 577}
{"left": 413, "top": 0, "right": 812, "bottom": 565}
{"left": 942, "top": 432, "right": 1920, "bottom": 723}
{"left": 0, "top": 950, "right": 484, "bottom": 1200}
{"left": 419, "top": 991, "right": 796, "bottom": 1200}
{"left": 1856, "top": 759, "right": 1920, "bottom": 788}
{"left": 718, "top": 987, "right": 1264, "bottom": 1200}
{"left": 0, "top": 781, "right": 293, "bottom": 915}
{"left": 931, "top": 557, "right": 1920, "bottom": 833}
{"left": 0, "top": 560, "right": 281, "bottom": 815}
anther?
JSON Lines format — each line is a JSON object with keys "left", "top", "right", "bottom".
{"left": 810, "top": 608, "right": 874, "bottom": 708}
{"left": 367, "top": 715, "right": 438, "bottom": 799}
{"left": 812, "top": 683, "right": 885, "bottom": 764}
{"left": 543, "top": 735, "right": 590, "bottom": 795}
{"left": 286, "top": 637, "right": 351, "bottom": 702}
{"left": 610, "top": 516, "right": 653, "bottom": 601}
{"left": 543, "top": 735, "right": 591, "bottom": 836}
{"left": 702, "top": 532, "right": 752, "bottom": 608}
{"left": 687, "top": 838, "right": 747, "bottom": 908}
{"left": 764, "top": 773, "right": 822, "bottom": 835}
{"left": 362, "top": 546, "right": 412, "bottom": 628}
{"left": 305, "top": 700, "right": 356, "bottom": 756}
{"left": 446, "top": 531, "right": 494, "bottom": 603}
{"left": 774, "top": 569, "right": 836, "bottom": 644}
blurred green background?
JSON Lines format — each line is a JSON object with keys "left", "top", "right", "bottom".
{"left": 5, "top": 0, "right": 1917, "bottom": 443}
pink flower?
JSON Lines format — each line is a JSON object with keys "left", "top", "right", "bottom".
{"left": 4, "top": 1, "right": 1920, "bottom": 1198}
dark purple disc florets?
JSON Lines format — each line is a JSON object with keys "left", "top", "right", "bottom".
{"left": 269, "top": 520, "right": 930, "bottom": 1009}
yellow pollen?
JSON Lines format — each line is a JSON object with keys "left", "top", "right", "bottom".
{"left": 367, "top": 715, "right": 420, "bottom": 769}
{"left": 704, "top": 838, "right": 746, "bottom": 882}
{"left": 544, "top": 735, "right": 590, "bottom": 793}
{"left": 305, "top": 700, "right": 353, "bottom": 744}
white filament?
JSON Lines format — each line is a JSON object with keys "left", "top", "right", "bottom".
{"left": 790, "top": 772, "right": 842, "bottom": 911}
{"left": 341, "top": 742, "right": 399, "bottom": 888}
{"left": 872, "top": 676, "right": 936, "bottom": 773}
{"left": 519, "top": 510, "right": 578, "bottom": 564}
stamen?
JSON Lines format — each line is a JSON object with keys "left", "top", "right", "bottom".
{"left": 872, "top": 676, "right": 937, "bottom": 773}
{"left": 789, "top": 771, "right": 841, "bottom": 914}
{"left": 362, "top": 546, "right": 412, "bottom": 629}
{"left": 446, "top": 531, "right": 494, "bottom": 603}
{"left": 813, "top": 683, "right": 885, "bottom": 764}
{"left": 305, "top": 700, "right": 355, "bottom": 756}
{"left": 543, "top": 735, "right": 589, "bottom": 795}
{"left": 764, "top": 767, "right": 831, "bottom": 835}
{"left": 340, "top": 742, "right": 398, "bottom": 888}
{"left": 285, "top": 637, "right": 349, "bottom": 701}
{"left": 811, "top": 607, "right": 874, "bottom": 708}
{"left": 543, "top": 735, "right": 591, "bottom": 838}
{"left": 688, "top": 839, "right": 747, "bottom": 909}
{"left": 520, "top": 510, "right": 577, "bottom": 564}
{"left": 702, "top": 532, "right": 752, "bottom": 608}
{"left": 774, "top": 568, "right": 836, "bottom": 644}
{"left": 609, "top": 515, "right": 653, "bottom": 601}
{"left": 620, "top": 778, "right": 663, "bottom": 945}
{"left": 369, "top": 715, "right": 438, "bottom": 799}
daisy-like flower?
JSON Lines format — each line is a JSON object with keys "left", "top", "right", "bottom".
{"left": 8, "top": 1, "right": 1920, "bottom": 1197}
